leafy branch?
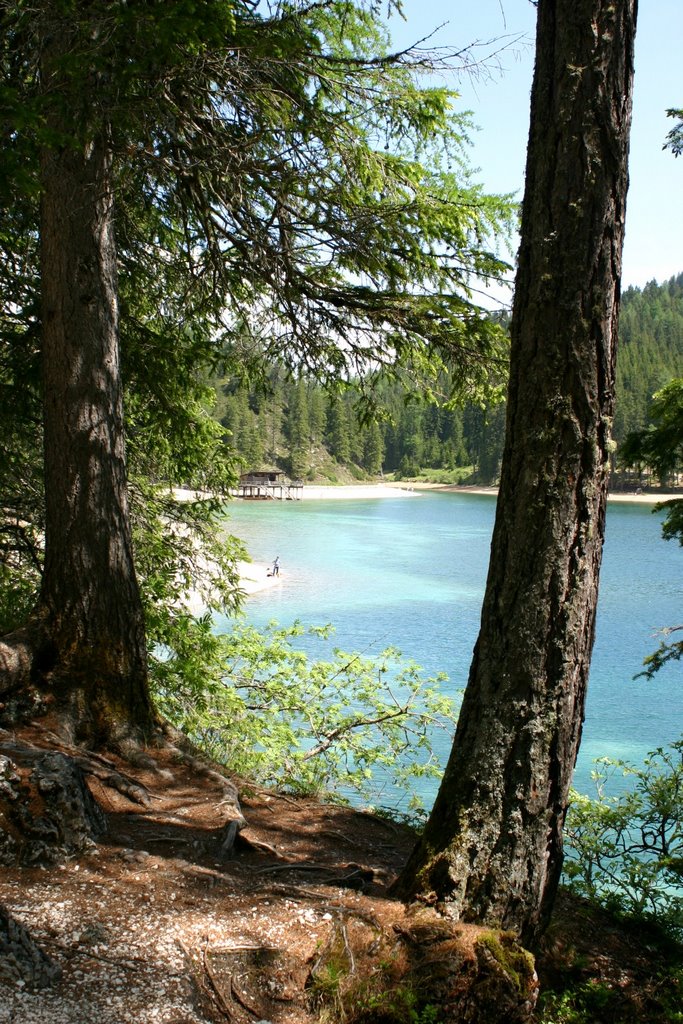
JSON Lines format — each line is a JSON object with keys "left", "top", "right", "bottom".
{"left": 564, "top": 742, "right": 683, "bottom": 937}
{"left": 151, "top": 619, "right": 458, "bottom": 813}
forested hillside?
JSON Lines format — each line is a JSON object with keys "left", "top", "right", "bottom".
{"left": 614, "top": 274, "right": 683, "bottom": 440}
{"left": 213, "top": 273, "right": 683, "bottom": 485}
{"left": 213, "top": 370, "right": 507, "bottom": 483}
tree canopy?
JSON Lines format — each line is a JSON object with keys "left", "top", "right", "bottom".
{"left": 3, "top": 0, "right": 513, "bottom": 390}
{"left": 1, "top": 0, "right": 514, "bottom": 742}
{"left": 620, "top": 377, "right": 683, "bottom": 494}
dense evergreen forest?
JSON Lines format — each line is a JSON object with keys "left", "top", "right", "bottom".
{"left": 214, "top": 273, "right": 683, "bottom": 485}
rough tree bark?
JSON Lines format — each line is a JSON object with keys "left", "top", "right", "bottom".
{"left": 394, "top": 0, "right": 637, "bottom": 945}
{"left": 37, "top": 129, "right": 154, "bottom": 741}
{"left": 0, "top": 8, "right": 155, "bottom": 745}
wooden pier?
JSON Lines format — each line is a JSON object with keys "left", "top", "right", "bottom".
{"left": 236, "top": 470, "right": 303, "bottom": 500}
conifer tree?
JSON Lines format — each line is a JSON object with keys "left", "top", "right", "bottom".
{"left": 308, "top": 388, "right": 327, "bottom": 449}
{"left": 1, "top": 0, "right": 513, "bottom": 743}
{"left": 285, "top": 380, "right": 311, "bottom": 479}
{"left": 395, "top": 0, "right": 638, "bottom": 945}
{"left": 327, "top": 398, "right": 352, "bottom": 465}
{"left": 362, "top": 420, "right": 384, "bottom": 475}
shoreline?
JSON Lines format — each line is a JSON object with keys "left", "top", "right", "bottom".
{"left": 299, "top": 482, "right": 417, "bottom": 500}
{"left": 174, "top": 482, "right": 679, "bottom": 506}
{"left": 173, "top": 483, "right": 680, "bottom": 604}
{"left": 232, "top": 484, "right": 679, "bottom": 599}
{"left": 236, "top": 558, "right": 281, "bottom": 595}
{"left": 384, "top": 481, "right": 682, "bottom": 505}
{"left": 296, "top": 481, "right": 681, "bottom": 505}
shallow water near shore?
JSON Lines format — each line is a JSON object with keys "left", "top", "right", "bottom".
{"left": 217, "top": 491, "right": 683, "bottom": 807}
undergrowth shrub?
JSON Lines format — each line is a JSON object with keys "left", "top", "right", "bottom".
{"left": 151, "top": 618, "right": 457, "bottom": 814}
{"left": 563, "top": 741, "right": 683, "bottom": 938}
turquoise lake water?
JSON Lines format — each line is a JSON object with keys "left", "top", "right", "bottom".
{"left": 217, "top": 491, "right": 683, "bottom": 805}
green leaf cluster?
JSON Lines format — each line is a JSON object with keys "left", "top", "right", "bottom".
{"left": 537, "top": 981, "right": 631, "bottom": 1024}
{"left": 3, "top": 0, "right": 516, "bottom": 398}
{"left": 151, "top": 618, "right": 457, "bottom": 812}
{"left": 563, "top": 742, "right": 683, "bottom": 938}
{"left": 664, "top": 107, "right": 683, "bottom": 158}
{"left": 619, "top": 377, "right": 683, "bottom": 489}
{"left": 613, "top": 275, "right": 683, "bottom": 466}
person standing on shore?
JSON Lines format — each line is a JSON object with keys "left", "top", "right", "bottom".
{"left": 272, "top": 556, "right": 280, "bottom": 577}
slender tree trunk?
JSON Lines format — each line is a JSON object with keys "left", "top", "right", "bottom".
{"left": 394, "top": 0, "right": 637, "bottom": 946}
{"left": 22, "top": 14, "right": 155, "bottom": 744}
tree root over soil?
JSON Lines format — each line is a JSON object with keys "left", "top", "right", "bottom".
{"left": 0, "top": 724, "right": 679, "bottom": 1024}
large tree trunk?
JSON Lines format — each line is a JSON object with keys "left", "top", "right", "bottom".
{"left": 0, "top": 10, "right": 155, "bottom": 745}
{"left": 38, "top": 128, "right": 154, "bottom": 742}
{"left": 394, "top": 0, "right": 637, "bottom": 946}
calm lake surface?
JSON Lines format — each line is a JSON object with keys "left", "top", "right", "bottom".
{"left": 218, "top": 491, "right": 683, "bottom": 805}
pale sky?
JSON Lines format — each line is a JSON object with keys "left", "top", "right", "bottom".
{"left": 388, "top": 0, "right": 682, "bottom": 294}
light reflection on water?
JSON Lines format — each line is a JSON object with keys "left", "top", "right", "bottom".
{"left": 216, "top": 492, "right": 682, "bottom": 807}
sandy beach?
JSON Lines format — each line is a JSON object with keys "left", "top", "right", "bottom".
{"left": 381, "top": 481, "right": 681, "bottom": 505}
{"left": 236, "top": 558, "right": 280, "bottom": 594}
{"left": 174, "top": 482, "right": 419, "bottom": 503}
{"left": 604, "top": 490, "right": 681, "bottom": 504}
{"left": 300, "top": 481, "right": 680, "bottom": 505}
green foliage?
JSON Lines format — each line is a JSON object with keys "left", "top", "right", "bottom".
{"left": 618, "top": 377, "right": 683, "bottom": 675}
{"left": 343, "top": 984, "right": 442, "bottom": 1024}
{"left": 619, "top": 377, "right": 683, "bottom": 487}
{"left": 0, "top": 193, "right": 43, "bottom": 626}
{"left": 613, "top": 276, "right": 683, "bottom": 464}
{"left": 151, "top": 618, "right": 457, "bottom": 811}
{"left": 0, "top": 563, "right": 36, "bottom": 636}
{"left": 537, "top": 981, "right": 627, "bottom": 1024}
{"left": 638, "top": 624, "right": 683, "bottom": 680}
{"left": 211, "top": 275, "right": 683, "bottom": 485}
{"left": 112, "top": 0, "right": 511, "bottom": 400}
{"left": 211, "top": 368, "right": 506, "bottom": 482}
{"left": 563, "top": 742, "right": 683, "bottom": 938}
{"left": 310, "top": 936, "right": 444, "bottom": 1024}
{"left": 659, "top": 965, "right": 683, "bottom": 1023}
{"left": 537, "top": 959, "right": 683, "bottom": 1024}
{"left": 664, "top": 107, "right": 683, "bottom": 158}
{"left": 477, "top": 931, "right": 536, "bottom": 995}
{"left": 390, "top": 467, "right": 474, "bottom": 485}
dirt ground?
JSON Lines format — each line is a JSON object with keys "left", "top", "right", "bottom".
{"left": 0, "top": 726, "right": 421, "bottom": 1024}
{"left": 0, "top": 725, "right": 680, "bottom": 1024}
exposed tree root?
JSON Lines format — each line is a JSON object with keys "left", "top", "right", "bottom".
{"left": 0, "top": 731, "right": 152, "bottom": 806}
{"left": 0, "top": 744, "right": 106, "bottom": 867}
{"left": 1, "top": 615, "right": 158, "bottom": 753}
{"left": 0, "top": 715, "right": 248, "bottom": 866}
{"left": 0, "top": 904, "right": 62, "bottom": 990}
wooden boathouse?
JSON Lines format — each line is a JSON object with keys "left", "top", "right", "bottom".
{"left": 237, "top": 470, "right": 303, "bottom": 500}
